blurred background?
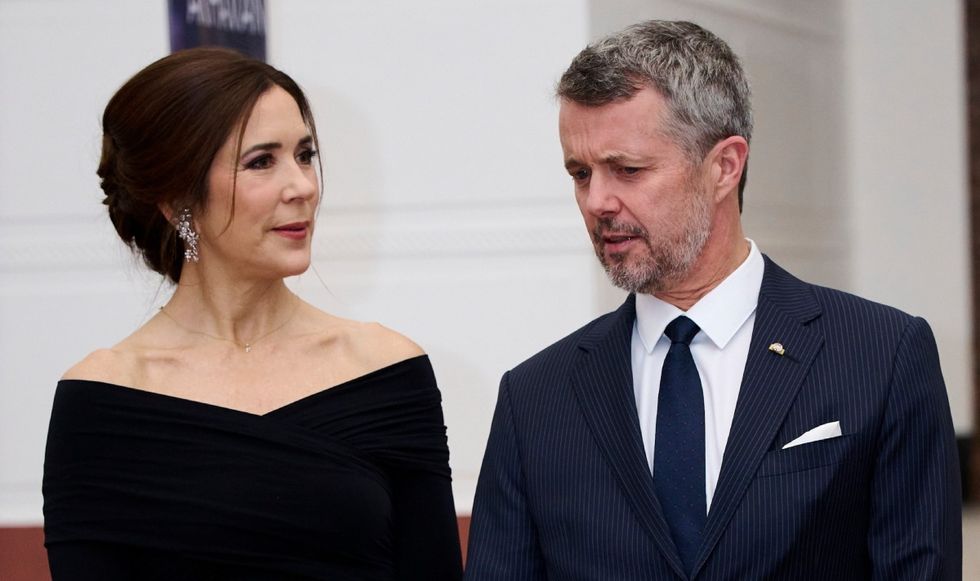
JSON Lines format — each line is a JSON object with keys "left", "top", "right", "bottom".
{"left": 1, "top": 0, "right": 977, "bottom": 578}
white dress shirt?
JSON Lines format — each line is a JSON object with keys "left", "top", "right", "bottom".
{"left": 631, "top": 239, "right": 764, "bottom": 510}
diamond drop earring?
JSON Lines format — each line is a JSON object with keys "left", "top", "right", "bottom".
{"left": 176, "top": 207, "right": 200, "bottom": 263}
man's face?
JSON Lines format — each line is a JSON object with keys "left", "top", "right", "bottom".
{"left": 559, "top": 87, "right": 713, "bottom": 294}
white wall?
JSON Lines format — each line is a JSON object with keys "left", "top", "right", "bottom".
{"left": 589, "top": 0, "right": 850, "bottom": 312}
{"left": 271, "top": 0, "right": 596, "bottom": 512}
{"left": 845, "top": 0, "right": 973, "bottom": 432}
{"left": 592, "top": 0, "right": 974, "bottom": 434}
{"left": 0, "top": 0, "right": 594, "bottom": 523}
{"left": 0, "top": 0, "right": 173, "bottom": 525}
{"left": 0, "top": 0, "right": 973, "bottom": 526}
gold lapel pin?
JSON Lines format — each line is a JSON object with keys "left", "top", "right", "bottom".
{"left": 768, "top": 342, "right": 786, "bottom": 356}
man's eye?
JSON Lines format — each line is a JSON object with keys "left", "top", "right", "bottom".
{"left": 245, "top": 154, "right": 273, "bottom": 170}
{"left": 571, "top": 169, "right": 590, "bottom": 182}
{"left": 621, "top": 166, "right": 641, "bottom": 176}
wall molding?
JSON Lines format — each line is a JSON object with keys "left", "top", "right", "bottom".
{"left": 0, "top": 202, "right": 847, "bottom": 272}
{"left": 0, "top": 204, "right": 590, "bottom": 271}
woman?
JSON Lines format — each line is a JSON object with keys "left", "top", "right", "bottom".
{"left": 43, "top": 48, "right": 463, "bottom": 580}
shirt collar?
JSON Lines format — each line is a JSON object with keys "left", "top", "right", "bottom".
{"left": 635, "top": 239, "right": 764, "bottom": 353}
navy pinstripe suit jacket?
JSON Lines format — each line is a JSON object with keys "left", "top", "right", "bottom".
{"left": 465, "top": 257, "right": 961, "bottom": 580}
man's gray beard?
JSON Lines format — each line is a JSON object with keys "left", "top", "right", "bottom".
{"left": 596, "top": 192, "right": 712, "bottom": 294}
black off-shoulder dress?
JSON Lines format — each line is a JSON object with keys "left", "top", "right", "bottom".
{"left": 42, "top": 355, "right": 463, "bottom": 580}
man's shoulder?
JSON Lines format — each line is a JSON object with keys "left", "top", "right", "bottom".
{"left": 505, "top": 301, "right": 630, "bottom": 383}
{"left": 764, "top": 256, "right": 918, "bottom": 326}
{"left": 811, "top": 283, "right": 915, "bottom": 321}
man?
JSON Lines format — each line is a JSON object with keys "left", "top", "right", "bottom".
{"left": 464, "top": 20, "right": 961, "bottom": 581}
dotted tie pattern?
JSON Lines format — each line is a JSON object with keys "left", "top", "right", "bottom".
{"left": 653, "top": 315, "right": 706, "bottom": 574}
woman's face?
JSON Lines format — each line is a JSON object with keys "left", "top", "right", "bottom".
{"left": 197, "top": 85, "right": 319, "bottom": 281}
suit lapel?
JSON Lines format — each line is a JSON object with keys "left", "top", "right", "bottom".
{"left": 570, "top": 295, "right": 688, "bottom": 579}
{"left": 691, "top": 257, "right": 824, "bottom": 577}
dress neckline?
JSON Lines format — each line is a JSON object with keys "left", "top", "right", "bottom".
{"left": 57, "top": 354, "right": 430, "bottom": 418}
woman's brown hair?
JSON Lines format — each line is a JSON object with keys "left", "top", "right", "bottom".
{"left": 98, "top": 47, "right": 320, "bottom": 283}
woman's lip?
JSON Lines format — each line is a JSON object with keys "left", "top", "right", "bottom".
{"left": 273, "top": 221, "right": 309, "bottom": 231}
{"left": 272, "top": 223, "right": 309, "bottom": 240}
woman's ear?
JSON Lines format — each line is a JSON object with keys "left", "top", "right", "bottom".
{"left": 158, "top": 203, "right": 176, "bottom": 224}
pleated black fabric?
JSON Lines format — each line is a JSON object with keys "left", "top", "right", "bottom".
{"left": 43, "top": 355, "right": 462, "bottom": 581}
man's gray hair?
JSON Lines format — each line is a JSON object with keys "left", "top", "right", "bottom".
{"left": 557, "top": 20, "right": 753, "bottom": 201}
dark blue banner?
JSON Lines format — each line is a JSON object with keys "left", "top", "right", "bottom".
{"left": 169, "top": 0, "right": 266, "bottom": 61}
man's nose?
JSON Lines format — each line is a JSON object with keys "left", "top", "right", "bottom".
{"left": 583, "top": 173, "right": 620, "bottom": 217}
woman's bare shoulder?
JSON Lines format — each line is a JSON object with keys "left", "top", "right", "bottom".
{"left": 60, "top": 346, "right": 139, "bottom": 384}
{"left": 303, "top": 308, "right": 425, "bottom": 369}
{"left": 351, "top": 321, "right": 426, "bottom": 361}
{"left": 59, "top": 326, "right": 158, "bottom": 384}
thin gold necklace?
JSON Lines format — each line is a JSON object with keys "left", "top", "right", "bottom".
{"left": 158, "top": 298, "right": 300, "bottom": 353}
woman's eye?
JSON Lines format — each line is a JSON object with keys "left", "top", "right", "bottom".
{"left": 297, "top": 149, "right": 318, "bottom": 165}
{"left": 245, "top": 154, "right": 273, "bottom": 170}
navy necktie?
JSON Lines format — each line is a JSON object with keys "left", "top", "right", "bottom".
{"left": 654, "top": 316, "right": 705, "bottom": 573}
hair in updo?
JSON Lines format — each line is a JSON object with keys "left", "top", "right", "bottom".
{"left": 98, "top": 47, "right": 320, "bottom": 283}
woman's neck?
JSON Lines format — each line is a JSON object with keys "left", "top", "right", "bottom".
{"left": 163, "top": 269, "right": 299, "bottom": 347}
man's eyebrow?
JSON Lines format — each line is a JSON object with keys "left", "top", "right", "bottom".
{"left": 564, "top": 153, "right": 646, "bottom": 169}
{"left": 602, "top": 153, "right": 645, "bottom": 165}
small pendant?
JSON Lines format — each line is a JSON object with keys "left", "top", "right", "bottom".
{"left": 245, "top": 343, "right": 252, "bottom": 353}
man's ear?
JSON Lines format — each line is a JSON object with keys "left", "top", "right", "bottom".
{"left": 707, "top": 136, "right": 748, "bottom": 204}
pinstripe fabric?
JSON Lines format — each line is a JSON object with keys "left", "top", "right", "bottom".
{"left": 465, "top": 256, "right": 961, "bottom": 581}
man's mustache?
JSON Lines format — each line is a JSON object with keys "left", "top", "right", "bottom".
{"left": 591, "top": 219, "right": 649, "bottom": 243}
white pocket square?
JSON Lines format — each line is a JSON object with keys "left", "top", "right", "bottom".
{"left": 781, "top": 421, "right": 842, "bottom": 449}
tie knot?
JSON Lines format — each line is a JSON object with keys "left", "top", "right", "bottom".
{"left": 665, "top": 316, "right": 700, "bottom": 345}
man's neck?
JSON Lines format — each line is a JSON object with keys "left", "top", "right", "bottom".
{"left": 654, "top": 235, "right": 750, "bottom": 312}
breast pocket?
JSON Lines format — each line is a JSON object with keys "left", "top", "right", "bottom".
{"left": 756, "top": 435, "right": 852, "bottom": 477}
